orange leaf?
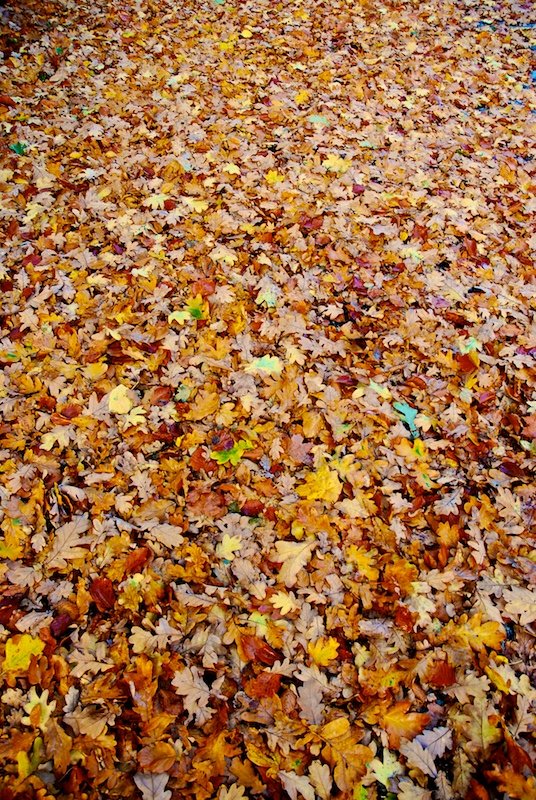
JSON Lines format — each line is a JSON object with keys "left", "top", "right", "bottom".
{"left": 485, "top": 769, "right": 536, "bottom": 800}
{"left": 138, "top": 741, "right": 177, "bottom": 773}
{"left": 379, "top": 701, "right": 430, "bottom": 748}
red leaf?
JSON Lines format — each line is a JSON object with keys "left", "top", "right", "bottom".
{"left": 427, "top": 659, "right": 456, "bottom": 688}
{"left": 238, "top": 634, "right": 280, "bottom": 666}
{"left": 240, "top": 500, "right": 264, "bottom": 517}
{"left": 89, "top": 577, "right": 115, "bottom": 611}
{"left": 0, "top": 95, "right": 17, "bottom": 107}
{"left": 190, "top": 446, "right": 218, "bottom": 473}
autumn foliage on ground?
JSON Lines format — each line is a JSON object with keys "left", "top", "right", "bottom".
{"left": 0, "top": 0, "right": 535, "bottom": 797}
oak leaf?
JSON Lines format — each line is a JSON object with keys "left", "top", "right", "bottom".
{"left": 271, "top": 539, "right": 317, "bottom": 587}
{"left": 133, "top": 773, "right": 171, "bottom": 800}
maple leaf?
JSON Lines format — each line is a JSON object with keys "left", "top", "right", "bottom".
{"left": 271, "top": 539, "right": 317, "bottom": 587}
{"left": 265, "top": 170, "right": 285, "bottom": 185}
{"left": 322, "top": 154, "right": 352, "bottom": 173}
{"left": 1, "top": 634, "right": 45, "bottom": 674}
{"left": 211, "top": 438, "right": 253, "bottom": 465}
{"left": 307, "top": 637, "right": 339, "bottom": 667}
{"left": 296, "top": 463, "right": 342, "bottom": 503}
{"left": 270, "top": 590, "right": 300, "bottom": 615}
{"left": 108, "top": 384, "right": 134, "bottom": 414}
{"left": 216, "top": 533, "right": 242, "bottom": 561}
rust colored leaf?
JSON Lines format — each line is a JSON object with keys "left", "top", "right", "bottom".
{"left": 237, "top": 634, "right": 281, "bottom": 666}
{"left": 244, "top": 671, "right": 282, "bottom": 699}
{"left": 124, "top": 547, "right": 152, "bottom": 575}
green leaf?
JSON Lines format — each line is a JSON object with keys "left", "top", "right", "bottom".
{"left": 9, "top": 142, "right": 27, "bottom": 156}
{"left": 244, "top": 355, "right": 282, "bottom": 375}
{"left": 307, "top": 114, "right": 329, "bottom": 125}
{"left": 211, "top": 439, "right": 253, "bottom": 466}
{"left": 393, "top": 401, "right": 419, "bottom": 439}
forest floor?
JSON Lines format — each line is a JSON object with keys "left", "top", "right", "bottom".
{"left": 0, "top": 0, "right": 535, "bottom": 798}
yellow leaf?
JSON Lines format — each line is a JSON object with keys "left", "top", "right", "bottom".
{"left": 372, "top": 701, "right": 429, "bottom": 748}
{"left": 108, "top": 385, "right": 133, "bottom": 414}
{"left": 320, "top": 717, "right": 350, "bottom": 741}
{"left": 295, "top": 89, "right": 310, "bottom": 104}
{"left": 345, "top": 545, "right": 379, "bottom": 581}
{"left": 322, "top": 154, "right": 352, "bottom": 174}
{"left": 457, "top": 613, "right": 505, "bottom": 652}
{"left": 302, "top": 410, "right": 324, "bottom": 438}
{"left": 308, "top": 636, "right": 339, "bottom": 666}
{"left": 437, "top": 522, "right": 459, "bottom": 547}
{"left": 216, "top": 534, "right": 242, "bottom": 561}
{"left": 296, "top": 463, "right": 342, "bottom": 503}
{"left": 222, "top": 162, "right": 241, "bottom": 175}
{"left": 2, "top": 634, "right": 45, "bottom": 674}
{"left": 485, "top": 666, "right": 512, "bottom": 695}
{"left": 270, "top": 591, "right": 299, "bottom": 615}
{"left": 184, "top": 197, "right": 209, "bottom": 213}
{"left": 265, "top": 170, "right": 285, "bottom": 185}
{"left": 241, "top": 28, "right": 253, "bottom": 38}
{"left": 84, "top": 362, "right": 108, "bottom": 381}
{"left": 186, "top": 390, "right": 220, "bottom": 421}
{"left": 246, "top": 742, "right": 279, "bottom": 773}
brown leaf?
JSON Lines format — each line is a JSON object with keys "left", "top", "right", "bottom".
{"left": 45, "top": 718, "right": 72, "bottom": 773}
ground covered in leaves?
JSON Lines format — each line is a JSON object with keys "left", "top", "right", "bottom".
{"left": 0, "top": 0, "right": 535, "bottom": 797}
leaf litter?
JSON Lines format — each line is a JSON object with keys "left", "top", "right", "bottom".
{"left": 0, "top": 0, "right": 535, "bottom": 797}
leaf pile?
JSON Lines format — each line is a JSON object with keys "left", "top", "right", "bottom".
{"left": 0, "top": 0, "right": 535, "bottom": 797}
